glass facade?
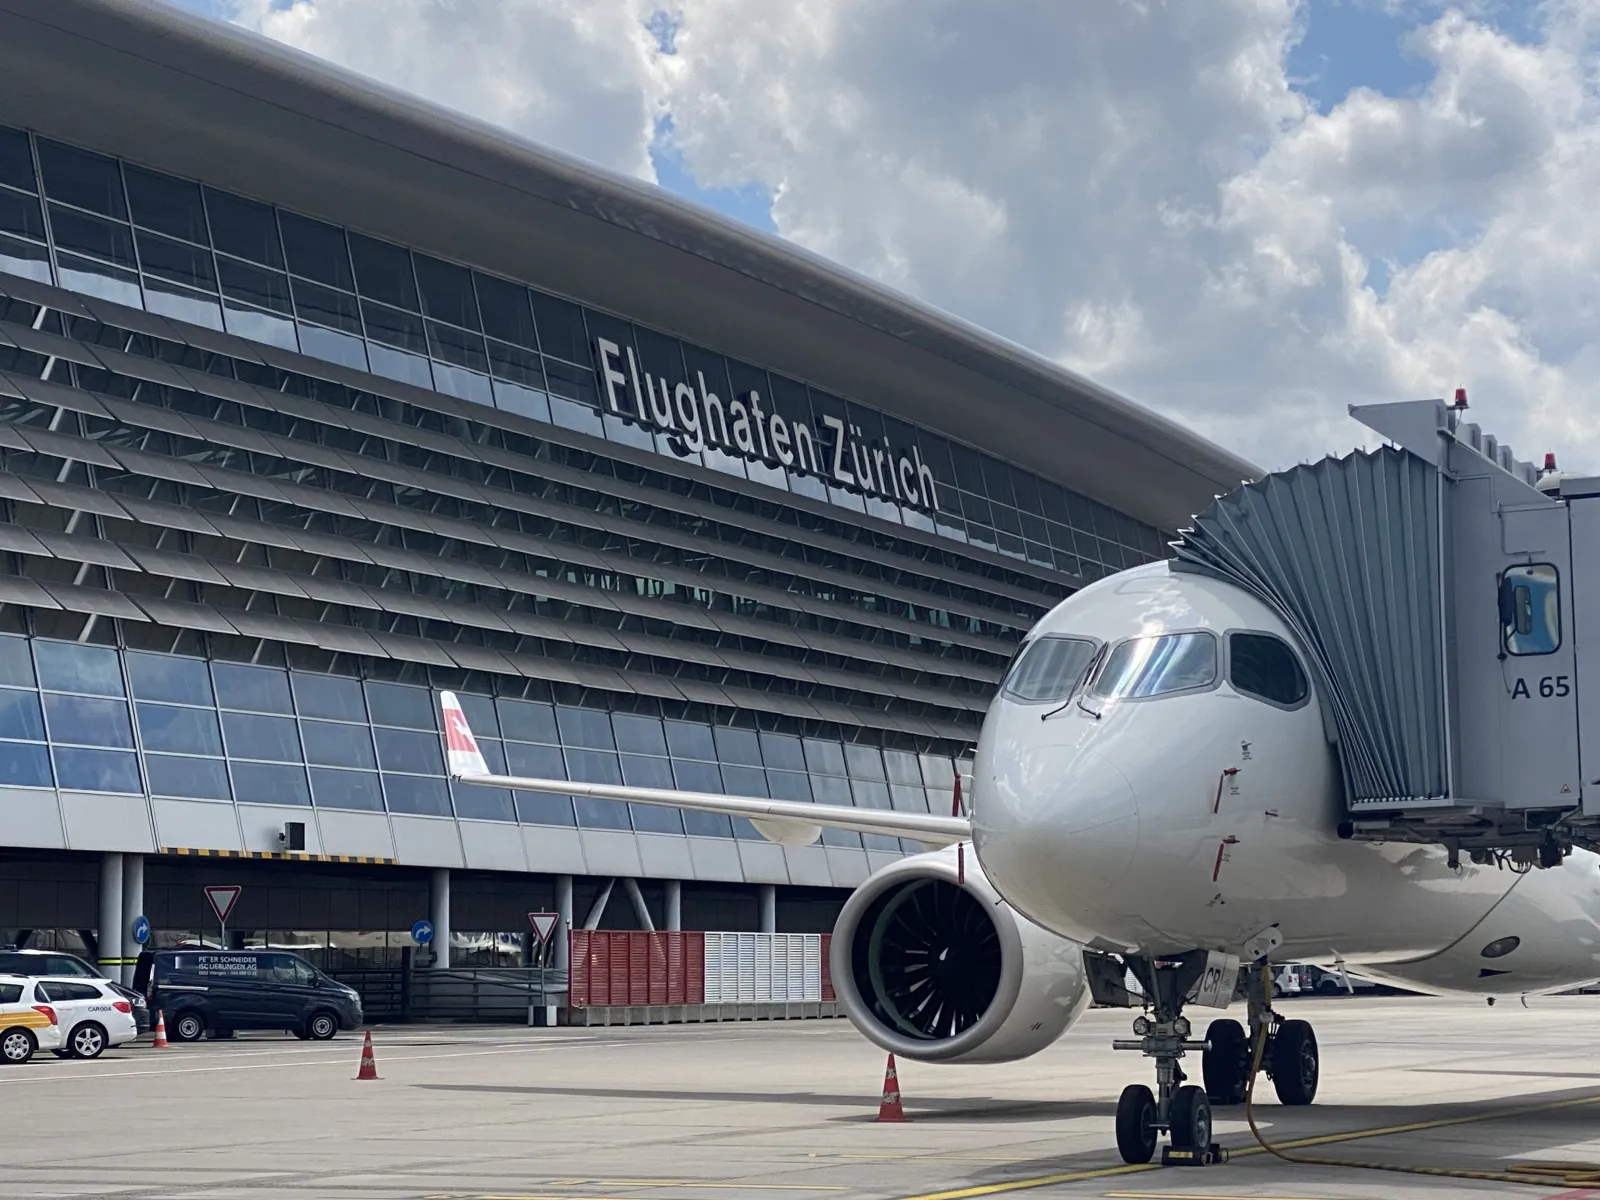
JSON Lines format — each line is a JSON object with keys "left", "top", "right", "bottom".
{"left": 0, "top": 123, "right": 1165, "bottom": 578}
{"left": 0, "top": 632, "right": 960, "bottom": 852}
{"left": 0, "top": 121, "right": 1167, "bottom": 858}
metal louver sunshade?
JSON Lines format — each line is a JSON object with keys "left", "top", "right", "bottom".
{"left": 1172, "top": 446, "right": 1448, "bottom": 810}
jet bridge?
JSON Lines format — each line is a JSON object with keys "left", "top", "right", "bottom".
{"left": 1173, "top": 396, "right": 1600, "bottom": 868}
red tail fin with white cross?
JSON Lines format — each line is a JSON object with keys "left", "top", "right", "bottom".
{"left": 440, "top": 691, "right": 489, "bottom": 777}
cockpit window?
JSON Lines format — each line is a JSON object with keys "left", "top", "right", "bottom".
{"left": 1090, "top": 632, "right": 1217, "bottom": 700}
{"left": 1228, "top": 632, "right": 1308, "bottom": 707}
{"left": 1001, "top": 636, "right": 1099, "bottom": 703}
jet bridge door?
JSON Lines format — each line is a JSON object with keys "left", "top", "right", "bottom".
{"left": 1562, "top": 487, "right": 1600, "bottom": 816}
{"left": 1449, "top": 478, "right": 1581, "bottom": 812}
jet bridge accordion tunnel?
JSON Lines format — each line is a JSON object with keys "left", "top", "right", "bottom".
{"left": 1172, "top": 397, "right": 1600, "bottom": 867}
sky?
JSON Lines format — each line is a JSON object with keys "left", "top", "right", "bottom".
{"left": 181, "top": 0, "right": 1598, "bottom": 477}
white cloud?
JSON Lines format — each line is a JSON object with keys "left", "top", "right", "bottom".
{"left": 228, "top": 0, "right": 668, "bottom": 180}
{"left": 220, "top": 0, "right": 1600, "bottom": 477}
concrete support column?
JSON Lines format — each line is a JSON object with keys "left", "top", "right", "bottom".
{"left": 120, "top": 854, "right": 144, "bottom": 985}
{"left": 554, "top": 875, "right": 574, "bottom": 972}
{"left": 758, "top": 883, "right": 777, "bottom": 934}
{"left": 664, "top": 879, "right": 682, "bottom": 932}
{"left": 98, "top": 853, "right": 124, "bottom": 978}
{"left": 583, "top": 879, "right": 615, "bottom": 930}
{"left": 430, "top": 867, "right": 451, "bottom": 970}
{"left": 622, "top": 878, "right": 655, "bottom": 931}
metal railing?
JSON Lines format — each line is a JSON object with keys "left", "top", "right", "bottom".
{"left": 328, "top": 964, "right": 568, "bottom": 1024}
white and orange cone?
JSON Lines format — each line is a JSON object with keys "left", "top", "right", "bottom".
{"left": 354, "top": 1030, "right": 379, "bottom": 1080}
{"left": 876, "top": 1052, "right": 906, "bottom": 1122}
{"left": 151, "top": 1012, "right": 168, "bottom": 1049}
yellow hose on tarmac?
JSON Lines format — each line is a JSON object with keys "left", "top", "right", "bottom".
{"left": 1242, "top": 969, "right": 1600, "bottom": 1189}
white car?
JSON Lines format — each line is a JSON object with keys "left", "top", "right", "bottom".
{"left": 34, "top": 977, "right": 139, "bottom": 1058}
{"left": 0, "top": 974, "right": 66, "bottom": 1064}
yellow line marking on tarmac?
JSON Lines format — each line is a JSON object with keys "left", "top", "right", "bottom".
{"left": 893, "top": 1088, "right": 1600, "bottom": 1200}
{"left": 421, "top": 1187, "right": 849, "bottom": 1200}
{"left": 539, "top": 1184, "right": 848, "bottom": 1192}
{"left": 809, "top": 1156, "right": 1028, "bottom": 1164}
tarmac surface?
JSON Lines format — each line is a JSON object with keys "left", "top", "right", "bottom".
{"left": 7, "top": 995, "right": 1600, "bottom": 1199}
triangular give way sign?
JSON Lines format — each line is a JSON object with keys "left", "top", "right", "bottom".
{"left": 205, "top": 885, "right": 242, "bottom": 924}
{"left": 528, "top": 912, "right": 560, "bottom": 943}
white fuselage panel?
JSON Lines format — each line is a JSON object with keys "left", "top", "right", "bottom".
{"left": 971, "top": 562, "right": 1595, "bottom": 990}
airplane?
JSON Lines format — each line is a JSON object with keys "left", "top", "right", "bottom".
{"left": 437, "top": 555, "right": 1600, "bottom": 1166}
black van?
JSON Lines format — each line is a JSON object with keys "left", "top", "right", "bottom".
{"left": 133, "top": 949, "right": 363, "bottom": 1042}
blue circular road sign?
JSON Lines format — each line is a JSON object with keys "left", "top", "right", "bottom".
{"left": 411, "top": 919, "right": 434, "bottom": 945}
{"left": 131, "top": 915, "right": 150, "bottom": 945}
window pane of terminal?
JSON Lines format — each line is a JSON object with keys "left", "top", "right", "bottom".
{"left": 45, "top": 694, "right": 133, "bottom": 747}
{"left": 0, "top": 126, "right": 35, "bottom": 192}
{"left": 292, "top": 673, "right": 367, "bottom": 722}
{"left": 301, "top": 719, "right": 376, "bottom": 769}
{"left": 414, "top": 253, "right": 480, "bottom": 330}
{"left": 278, "top": 210, "right": 354, "bottom": 290}
{"left": 212, "top": 663, "right": 293, "bottom": 714}
{"left": 205, "top": 188, "right": 284, "bottom": 269}
{"left": 37, "top": 139, "right": 126, "bottom": 219}
{"left": 222, "top": 712, "right": 303, "bottom": 762}
{"left": 348, "top": 232, "right": 418, "bottom": 311}
{"left": 138, "top": 704, "right": 223, "bottom": 756}
{"left": 146, "top": 753, "right": 231, "bottom": 801}
{"left": 124, "top": 165, "right": 207, "bottom": 244}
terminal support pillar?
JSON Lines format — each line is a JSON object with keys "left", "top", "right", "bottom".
{"left": 120, "top": 854, "right": 144, "bottom": 985}
{"left": 554, "top": 875, "right": 573, "bottom": 972}
{"left": 97, "top": 853, "right": 124, "bottom": 978}
{"left": 758, "top": 884, "right": 777, "bottom": 934}
{"left": 430, "top": 867, "right": 451, "bottom": 970}
{"left": 623, "top": 878, "right": 655, "bottom": 931}
{"left": 664, "top": 879, "right": 682, "bottom": 932}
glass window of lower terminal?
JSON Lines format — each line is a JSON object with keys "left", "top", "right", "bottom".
{"left": 0, "top": 610, "right": 970, "bottom": 829}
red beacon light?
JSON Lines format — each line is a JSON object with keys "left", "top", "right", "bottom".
{"left": 1451, "top": 387, "right": 1469, "bottom": 410}
{"left": 1544, "top": 452, "right": 1558, "bottom": 476}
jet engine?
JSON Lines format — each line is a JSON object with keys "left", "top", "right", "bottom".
{"left": 829, "top": 846, "right": 1092, "bottom": 1064}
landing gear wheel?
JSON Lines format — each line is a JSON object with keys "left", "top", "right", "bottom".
{"left": 1115, "top": 1083, "right": 1158, "bottom": 1164}
{"left": 1169, "top": 1084, "right": 1213, "bottom": 1149}
{"left": 1271, "top": 1018, "right": 1319, "bottom": 1105}
{"left": 1201, "top": 1018, "right": 1250, "bottom": 1106}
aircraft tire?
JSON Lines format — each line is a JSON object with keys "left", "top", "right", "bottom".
{"left": 1201, "top": 1018, "right": 1250, "bottom": 1105}
{"left": 1168, "top": 1084, "right": 1212, "bottom": 1149}
{"left": 1115, "top": 1083, "right": 1158, "bottom": 1164}
{"left": 1271, "top": 1019, "right": 1319, "bottom": 1105}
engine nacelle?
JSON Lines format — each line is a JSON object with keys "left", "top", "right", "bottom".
{"left": 829, "top": 847, "right": 1091, "bottom": 1064}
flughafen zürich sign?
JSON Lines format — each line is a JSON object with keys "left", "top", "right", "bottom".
{"left": 595, "top": 338, "right": 943, "bottom": 515}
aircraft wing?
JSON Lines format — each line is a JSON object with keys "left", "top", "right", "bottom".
{"left": 440, "top": 692, "right": 970, "bottom": 847}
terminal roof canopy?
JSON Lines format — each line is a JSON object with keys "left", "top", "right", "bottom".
{"left": 0, "top": 0, "right": 1258, "bottom": 534}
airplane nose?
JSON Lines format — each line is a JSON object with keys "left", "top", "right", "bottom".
{"left": 973, "top": 742, "right": 1141, "bottom": 942}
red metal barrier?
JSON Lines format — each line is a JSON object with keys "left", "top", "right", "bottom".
{"left": 568, "top": 931, "right": 707, "bottom": 1008}
{"left": 686, "top": 931, "right": 705, "bottom": 1004}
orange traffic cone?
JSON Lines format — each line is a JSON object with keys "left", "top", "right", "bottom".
{"left": 876, "top": 1052, "right": 906, "bottom": 1122}
{"left": 354, "top": 1030, "right": 379, "bottom": 1080}
{"left": 151, "top": 1012, "right": 168, "bottom": 1049}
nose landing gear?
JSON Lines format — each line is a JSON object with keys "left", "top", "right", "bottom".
{"left": 1111, "top": 953, "right": 1228, "bottom": 1166}
{"left": 1111, "top": 956, "right": 1321, "bottom": 1165}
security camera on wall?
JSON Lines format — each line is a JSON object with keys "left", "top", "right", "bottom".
{"left": 278, "top": 822, "right": 306, "bottom": 852}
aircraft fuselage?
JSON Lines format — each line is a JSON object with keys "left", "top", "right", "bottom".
{"left": 972, "top": 561, "right": 1600, "bottom": 995}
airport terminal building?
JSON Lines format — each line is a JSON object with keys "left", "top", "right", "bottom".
{"left": 0, "top": 0, "right": 1253, "bottom": 989}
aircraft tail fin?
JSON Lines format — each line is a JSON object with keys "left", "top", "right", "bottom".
{"left": 439, "top": 691, "right": 489, "bottom": 777}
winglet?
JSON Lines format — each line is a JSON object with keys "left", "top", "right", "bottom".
{"left": 440, "top": 691, "right": 488, "bottom": 777}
